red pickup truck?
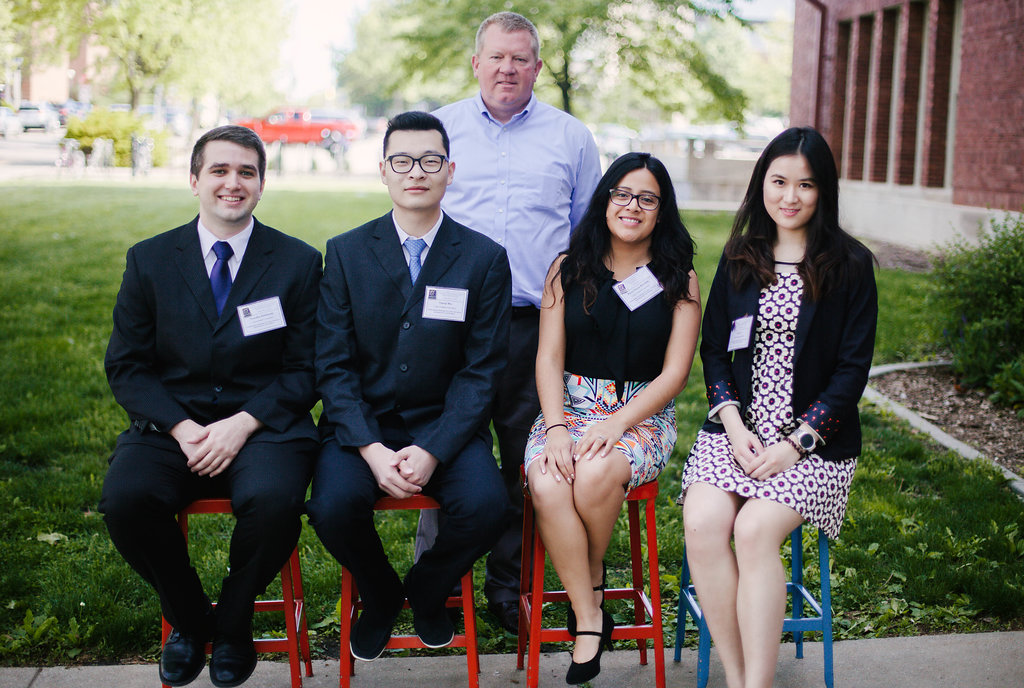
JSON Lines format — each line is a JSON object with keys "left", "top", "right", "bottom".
{"left": 234, "top": 109, "right": 360, "bottom": 146}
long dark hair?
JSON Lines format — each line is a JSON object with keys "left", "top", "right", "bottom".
{"left": 556, "top": 152, "right": 696, "bottom": 310}
{"left": 725, "top": 126, "right": 873, "bottom": 300}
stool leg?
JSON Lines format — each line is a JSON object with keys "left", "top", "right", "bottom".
{"left": 339, "top": 568, "right": 355, "bottom": 688}
{"left": 289, "top": 551, "right": 313, "bottom": 677}
{"left": 627, "top": 500, "right": 647, "bottom": 663}
{"left": 674, "top": 551, "right": 689, "bottom": 663}
{"left": 644, "top": 496, "right": 665, "bottom": 688}
{"left": 791, "top": 526, "right": 805, "bottom": 659}
{"left": 819, "top": 531, "right": 834, "bottom": 688}
{"left": 696, "top": 613, "right": 711, "bottom": 688}
{"left": 527, "top": 521, "right": 546, "bottom": 688}
{"left": 460, "top": 568, "right": 480, "bottom": 688}
{"left": 517, "top": 497, "right": 534, "bottom": 670}
{"left": 160, "top": 615, "right": 172, "bottom": 688}
{"left": 280, "top": 559, "right": 302, "bottom": 688}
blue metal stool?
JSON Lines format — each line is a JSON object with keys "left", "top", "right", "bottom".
{"left": 673, "top": 523, "right": 834, "bottom": 688}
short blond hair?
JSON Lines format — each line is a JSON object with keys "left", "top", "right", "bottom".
{"left": 475, "top": 11, "right": 540, "bottom": 60}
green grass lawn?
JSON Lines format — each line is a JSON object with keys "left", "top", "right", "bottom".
{"left": 0, "top": 183, "right": 1021, "bottom": 665}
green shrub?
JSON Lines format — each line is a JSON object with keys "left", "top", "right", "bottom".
{"left": 989, "top": 355, "right": 1024, "bottom": 416}
{"left": 931, "top": 212, "right": 1024, "bottom": 389}
{"left": 65, "top": 108, "right": 168, "bottom": 167}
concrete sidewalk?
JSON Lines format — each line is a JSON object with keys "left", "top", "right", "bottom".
{"left": 2, "top": 631, "right": 1021, "bottom": 687}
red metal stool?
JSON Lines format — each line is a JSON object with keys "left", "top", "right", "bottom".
{"left": 517, "top": 477, "right": 665, "bottom": 688}
{"left": 339, "top": 495, "right": 480, "bottom": 688}
{"left": 160, "top": 498, "right": 313, "bottom": 688}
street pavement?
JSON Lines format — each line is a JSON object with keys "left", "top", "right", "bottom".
{"left": 1, "top": 632, "right": 1022, "bottom": 687}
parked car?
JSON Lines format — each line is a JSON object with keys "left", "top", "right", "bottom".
{"left": 56, "top": 100, "right": 91, "bottom": 126}
{"left": 0, "top": 106, "right": 24, "bottom": 138}
{"left": 17, "top": 102, "right": 61, "bottom": 132}
{"left": 233, "top": 109, "right": 360, "bottom": 146}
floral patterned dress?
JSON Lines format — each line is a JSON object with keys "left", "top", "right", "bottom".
{"left": 679, "top": 272, "right": 856, "bottom": 538}
{"left": 525, "top": 374, "right": 676, "bottom": 491}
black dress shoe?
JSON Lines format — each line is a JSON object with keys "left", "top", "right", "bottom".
{"left": 404, "top": 567, "right": 456, "bottom": 647}
{"left": 565, "top": 611, "right": 614, "bottom": 685}
{"left": 209, "top": 638, "right": 257, "bottom": 688}
{"left": 159, "top": 629, "right": 206, "bottom": 687}
{"left": 412, "top": 607, "right": 456, "bottom": 648}
{"left": 487, "top": 599, "right": 520, "bottom": 634}
{"left": 350, "top": 591, "right": 405, "bottom": 661}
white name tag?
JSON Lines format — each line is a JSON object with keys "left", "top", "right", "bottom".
{"left": 421, "top": 286, "right": 468, "bottom": 322}
{"left": 237, "top": 296, "right": 287, "bottom": 336}
{"left": 728, "top": 315, "right": 754, "bottom": 351}
{"left": 613, "top": 266, "right": 664, "bottom": 311}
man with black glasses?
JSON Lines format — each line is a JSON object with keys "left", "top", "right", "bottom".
{"left": 306, "top": 111, "right": 511, "bottom": 660}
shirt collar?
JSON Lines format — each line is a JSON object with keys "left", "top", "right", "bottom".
{"left": 197, "top": 217, "right": 254, "bottom": 262}
{"left": 475, "top": 92, "right": 536, "bottom": 126}
{"left": 392, "top": 211, "right": 443, "bottom": 248}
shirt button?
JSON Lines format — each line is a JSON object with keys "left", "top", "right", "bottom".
{"left": 399, "top": 363, "right": 408, "bottom": 372}
{"left": 402, "top": 321, "right": 411, "bottom": 330}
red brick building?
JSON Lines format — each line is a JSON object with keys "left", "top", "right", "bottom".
{"left": 791, "top": 0, "right": 1024, "bottom": 247}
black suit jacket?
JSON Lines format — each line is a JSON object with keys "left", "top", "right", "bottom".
{"left": 315, "top": 212, "right": 511, "bottom": 464}
{"left": 105, "top": 217, "right": 322, "bottom": 446}
{"left": 700, "top": 247, "right": 878, "bottom": 460}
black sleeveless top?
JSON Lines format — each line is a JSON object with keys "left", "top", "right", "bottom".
{"left": 562, "top": 265, "right": 675, "bottom": 400}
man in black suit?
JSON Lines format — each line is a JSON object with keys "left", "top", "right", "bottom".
{"left": 307, "top": 111, "right": 511, "bottom": 660}
{"left": 100, "top": 125, "right": 322, "bottom": 688}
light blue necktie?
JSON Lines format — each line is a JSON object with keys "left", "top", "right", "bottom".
{"left": 406, "top": 237, "right": 426, "bottom": 284}
{"left": 210, "top": 241, "right": 233, "bottom": 315}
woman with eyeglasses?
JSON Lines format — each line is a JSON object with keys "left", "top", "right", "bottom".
{"left": 524, "top": 152, "right": 701, "bottom": 684}
{"left": 678, "top": 127, "right": 877, "bottom": 688}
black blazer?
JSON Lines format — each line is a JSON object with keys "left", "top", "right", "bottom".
{"left": 315, "top": 212, "right": 511, "bottom": 464}
{"left": 105, "top": 217, "right": 322, "bottom": 446}
{"left": 700, "top": 247, "right": 878, "bottom": 460}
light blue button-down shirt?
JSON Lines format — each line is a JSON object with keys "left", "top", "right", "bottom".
{"left": 434, "top": 93, "right": 601, "bottom": 307}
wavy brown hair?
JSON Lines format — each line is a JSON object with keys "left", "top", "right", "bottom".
{"left": 555, "top": 152, "right": 696, "bottom": 311}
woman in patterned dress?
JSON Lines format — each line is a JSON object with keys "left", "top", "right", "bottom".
{"left": 679, "top": 127, "right": 877, "bottom": 688}
{"left": 525, "top": 152, "right": 701, "bottom": 684}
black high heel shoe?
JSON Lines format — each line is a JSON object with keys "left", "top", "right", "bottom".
{"left": 565, "top": 610, "right": 614, "bottom": 685}
{"left": 567, "top": 562, "right": 606, "bottom": 637}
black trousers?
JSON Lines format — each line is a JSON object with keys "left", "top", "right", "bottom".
{"left": 413, "top": 309, "right": 540, "bottom": 605}
{"left": 99, "top": 433, "right": 316, "bottom": 640}
{"left": 307, "top": 429, "right": 508, "bottom": 615}
{"left": 485, "top": 308, "right": 541, "bottom": 604}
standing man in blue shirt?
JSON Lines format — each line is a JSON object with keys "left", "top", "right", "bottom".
{"left": 424, "top": 10, "right": 602, "bottom": 633}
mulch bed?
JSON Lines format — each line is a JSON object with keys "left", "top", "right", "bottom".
{"left": 869, "top": 365, "right": 1024, "bottom": 478}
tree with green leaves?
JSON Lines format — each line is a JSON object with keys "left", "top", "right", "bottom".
{"left": 337, "top": 0, "right": 749, "bottom": 123}
{"left": 7, "top": 0, "right": 285, "bottom": 115}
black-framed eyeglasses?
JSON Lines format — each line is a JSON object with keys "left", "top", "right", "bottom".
{"left": 386, "top": 154, "right": 448, "bottom": 174}
{"left": 609, "top": 188, "right": 661, "bottom": 211}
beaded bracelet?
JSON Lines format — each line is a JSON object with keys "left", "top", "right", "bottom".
{"left": 545, "top": 423, "right": 568, "bottom": 434}
{"left": 781, "top": 436, "right": 805, "bottom": 456}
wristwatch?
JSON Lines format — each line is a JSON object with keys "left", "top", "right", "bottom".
{"left": 792, "top": 427, "right": 817, "bottom": 455}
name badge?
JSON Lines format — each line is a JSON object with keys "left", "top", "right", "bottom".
{"left": 421, "top": 286, "right": 468, "bottom": 322}
{"left": 727, "top": 314, "right": 754, "bottom": 351}
{"left": 613, "top": 266, "right": 664, "bottom": 311}
{"left": 237, "top": 296, "right": 287, "bottom": 336}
